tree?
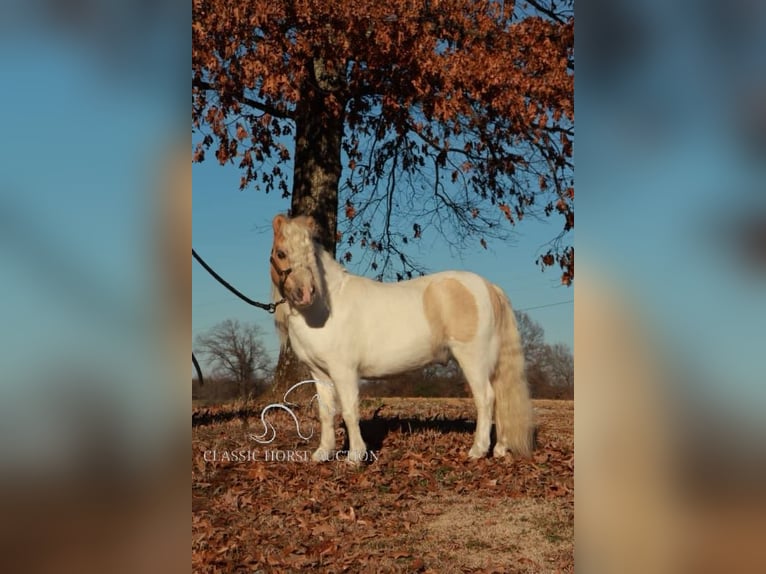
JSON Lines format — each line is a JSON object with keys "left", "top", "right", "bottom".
{"left": 194, "top": 319, "right": 273, "bottom": 398}
{"left": 515, "top": 309, "right": 547, "bottom": 364}
{"left": 515, "top": 310, "right": 572, "bottom": 399}
{"left": 193, "top": 0, "right": 574, "bottom": 387}
{"left": 193, "top": 0, "right": 573, "bottom": 278}
{"left": 515, "top": 309, "right": 549, "bottom": 396}
{"left": 545, "top": 342, "right": 573, "bottom": 389}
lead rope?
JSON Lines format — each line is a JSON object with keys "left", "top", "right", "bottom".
{"left": 192, "top": 248, "right": 287, "bottom": 385}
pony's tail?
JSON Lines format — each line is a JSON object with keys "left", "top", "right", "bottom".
{"left": 490, "top": 284, "right": 534, "bottom": 458}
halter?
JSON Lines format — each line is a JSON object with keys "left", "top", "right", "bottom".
{"left": 270, "top": 254, "right": 292, "bottom": 299}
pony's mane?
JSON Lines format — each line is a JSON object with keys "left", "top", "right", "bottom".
{"left": 272, "top": 282, "right": 289, "bottom": 348}
{"left": 281, "top": 216, "right": 321, "bottom": 271}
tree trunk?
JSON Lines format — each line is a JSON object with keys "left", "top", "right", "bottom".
{"left": 272, "top": 64, "right": 345, "bottom": 400}
{"left": 290, "top": 72, "right": 343, "bottom": 255}
{"left": 238, "top": 378, "right": 247, "bottom": 402}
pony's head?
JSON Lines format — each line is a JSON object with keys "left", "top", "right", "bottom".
{"left": 270, "top": 214, "right": 322, "bottom": 309}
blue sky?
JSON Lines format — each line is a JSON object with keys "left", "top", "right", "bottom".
{"left": 192, "top": 158, "right": 574, "bottom": 365}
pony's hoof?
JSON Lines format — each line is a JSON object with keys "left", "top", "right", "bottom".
{"left": 468, "top": 445, "right": 488, "bottom": 459}
{"left": 493, "top": 444, "right": 508, "bottom": 457}
{"left": 312, "top": 449, "right": 331, "bottom": 462}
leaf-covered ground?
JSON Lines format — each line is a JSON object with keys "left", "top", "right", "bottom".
{"left": 192, "top": 398, "right": 573, "bottom": 573}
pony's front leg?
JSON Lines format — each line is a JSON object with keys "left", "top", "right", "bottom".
{"left": 334, "top": 370, "right": 367, "bottom": 463}
{"left": 311, "top": 375, "right": 337, "bottom": 462}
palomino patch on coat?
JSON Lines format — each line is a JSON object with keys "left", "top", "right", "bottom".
{"left": 423, "top": 278, "right": 479, "bottom": 347}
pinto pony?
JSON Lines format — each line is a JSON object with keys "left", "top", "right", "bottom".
{"left": 269, "top": 214, "right": 533, "bottom": 462}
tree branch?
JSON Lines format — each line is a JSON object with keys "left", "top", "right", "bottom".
{"left": 193, "top": 78, "right": 295, "bottom": 120}
{"left": 524, "top": 0, "right": 571, "bottom": 24}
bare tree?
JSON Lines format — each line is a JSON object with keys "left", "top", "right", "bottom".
{"left": 515, "top": 310, "right": 547, "bottom": 365}
{"left": 195, "top": 320, "right": 273, "bottom": 399}
{"left": 514, "top": 310, "right": 548, "bottom": 394}
{"left": 515, "top": 310, "right": 573, "bottom": 399}
{"left": 545, "top": 343, "right": 574, "bottom": 389}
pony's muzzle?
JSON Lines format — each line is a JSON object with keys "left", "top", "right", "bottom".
{"left": 292, "top": 282, "right": 316, "bottom": 308}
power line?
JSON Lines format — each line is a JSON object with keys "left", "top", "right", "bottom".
{"left": 516, "top": 300, "right": 573, "bottom": 312}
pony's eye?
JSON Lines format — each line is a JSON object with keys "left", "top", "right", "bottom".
{"left": 276, "top": 250, "right": 286, "bottom": 260}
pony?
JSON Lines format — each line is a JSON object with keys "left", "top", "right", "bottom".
{"left": 269, "top": 213, "right": 533, "bottom": 462}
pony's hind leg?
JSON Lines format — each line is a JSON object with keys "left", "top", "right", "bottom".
{"left": 450, "top": 345, "right": 494, "bottom": 458}
{"left": 332, "top": 369, "right": 367, "bottom": 463}
{"left": 311, "top": 373, "right": 337, "bottom": 462}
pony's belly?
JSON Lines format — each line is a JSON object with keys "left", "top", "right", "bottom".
{"left": 291, "top": 328, "right": 436, "bottom": 379}
{"left": 358, "top": 337, "right": 438, "bottom": 378}
{"left": 287, "top": 296, "right": 441, "bottom": 378}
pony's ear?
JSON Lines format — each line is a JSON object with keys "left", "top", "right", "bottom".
{"left": 272, "top": 213, "right": 287, "bottom": 234}
{"left": 305, "top": 216, "right": 320, "bottom": 238}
